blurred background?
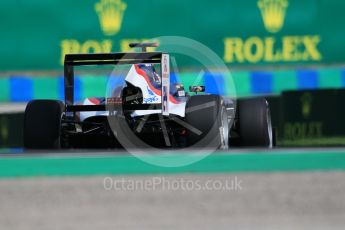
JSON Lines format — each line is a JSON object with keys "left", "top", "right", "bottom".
{"left": 1, "top": 0, "right": 345, "bottom": 148}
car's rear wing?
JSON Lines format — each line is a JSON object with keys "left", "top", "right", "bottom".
{"left": 64, "top": 52, "right": 170, "bottom": 115}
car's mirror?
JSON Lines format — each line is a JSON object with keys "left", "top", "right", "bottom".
{"left": 189, "top": 86, "right": 205, "bottom": 93}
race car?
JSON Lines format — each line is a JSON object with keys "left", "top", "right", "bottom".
{"left": 24, "top": 43, "right": 273, "bottom": 149}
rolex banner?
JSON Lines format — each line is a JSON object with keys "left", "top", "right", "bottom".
{"left": 277, "top": 89, "right": 345, "bottom": 146}
{"left": 1, "top": 0, "right": 345, "bottom": 70}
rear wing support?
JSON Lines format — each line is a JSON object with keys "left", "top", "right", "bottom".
{"left": 161, "top": 54, "right": 170, "bottom": 116}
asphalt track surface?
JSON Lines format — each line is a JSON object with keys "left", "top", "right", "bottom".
{"left": 1, "top": 148, "right": 345, "bottom": 230}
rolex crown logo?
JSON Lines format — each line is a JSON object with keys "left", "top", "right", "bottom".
{"left": 301, "top": 93, "right": 312, "bottom": 119}
{"left": 95, "top": 0, "right": 127, "bottom": 36}
{"left": 257, "top": 0, "right": 288, "bottom": 33}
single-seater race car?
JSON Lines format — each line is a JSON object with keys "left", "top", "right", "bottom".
{"left": 24, "top": 43, "right": 273, "bottom": 149}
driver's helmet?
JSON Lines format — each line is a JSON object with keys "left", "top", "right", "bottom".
{"left": 138, "top": 64, "right": 161, "bottom": 85}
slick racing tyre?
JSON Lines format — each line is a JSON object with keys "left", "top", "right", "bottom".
{"left": 24, "top": 100, "right": 64, "bottom": 149}
{"left": 185, "top": 95, "right": 229, "bottom": 149}
{"left": 237, "top": 98, "right": 273, "bottom": 147}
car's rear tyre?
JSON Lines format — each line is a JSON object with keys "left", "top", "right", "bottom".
{"left": 24, "top": 100, "right": 64, "bottom": 149}
{"left": 185, "top": 95, "right": 229, "bottom": 149}
{"left": 237, "top": 98, "right": 273, "bottom": 147}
